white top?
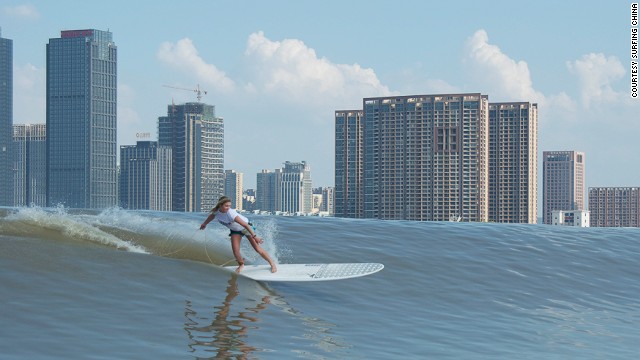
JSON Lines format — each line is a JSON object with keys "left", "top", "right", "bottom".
{"left": 213, "top": 208, "right": 247, "bottom": 232}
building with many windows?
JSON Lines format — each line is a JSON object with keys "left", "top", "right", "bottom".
{"left": 488, "top": 102, "right": 538, "bottom": 223}
{"left": 256, "top": 169, "right": 279, "bottom": 212}
{"left": 158, "top": 102, "right": 224, "bottom": 212}
{"left": 255, "top": 162, "right": 313, "bottom": 214}
{"left": 542, "top": 151, "right": 585, "bottom": 224}
{"left": 361, "top": 93, "right": 489, "bottom": 221}
{"left": 280, "top": 161, "right": 313, "bottom": 214}
{"left": 46, "top": 29, "right": 118, "bottom": 208}
{"left": 224, "top": 169, "right": 243, "bottom": 210}
{"left": 119, "top": 141, "right": 172, "bottom": 211}
{"left": 0, "top": 29, "right": 13, "bottom": 206}
{"left": 334, "top": 110, "right": 363, "bottom": 218}
{"left": 13, "top": 124, "right": 47, "bottom": 207}
{"left": 588, "top": 187, "right": 640, "bottom": 227}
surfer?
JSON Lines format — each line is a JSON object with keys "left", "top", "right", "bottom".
{"left": 200, "top": 196, "right": 277, "bottom": 273}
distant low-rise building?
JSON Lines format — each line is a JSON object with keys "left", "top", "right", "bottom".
{"left": 551, "top": 210, "right": 590, "bottom": 227}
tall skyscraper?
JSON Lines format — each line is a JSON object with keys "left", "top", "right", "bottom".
{"left": 361, "top": 94, "right": 489, "bottom": 221}
{"left": 256, "top": 169, "right": 278, "bottom": 212}
{"left": 224, "top": 169, "right": 243, "bottom": 210}
{"left": 334, "top": 110, "right": 363, "bottom": 218}
{"left": 280, "top": 161, "right": 313, "bottom": 214}
{"left": 0, "top": 29, "right": 13, "bottom": 206}
{"left": 589, "top": 187, "right": 640, "bottom": 227}
{"left": 119, "top": 141, "right": 172, "bottom": 211}
{"left": 542, "top": 151, "right": 585, "bottom": 224}
{"left": 488, "top": 102, "right": 538, "bottom": 223}
{"left": 46, "top": 29, "right": 117, "bottom": 208}
{"left": 13, "top": 124, "right": 47, "bottom": 207}
{"left": 158, "top": 102, "right": 224, "bottom": 212}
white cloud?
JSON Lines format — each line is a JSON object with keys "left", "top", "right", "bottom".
{"left": 566, "top": 53, "right": 626, "bottom": 107}
{"left": 157, "top": 38, "right": 235, "bottom": 93}
{"left": 2, "top": 4, "right": 39, "bottom": 20}
{"left": 244, "top": 31, "right": 393, "bottom": 107}
{"left": 464, "top": 29, "right": 546, "bottom": 104}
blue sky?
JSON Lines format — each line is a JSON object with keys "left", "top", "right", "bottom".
{"left": 1, "top": 1, "right": 638, "bottom": 189}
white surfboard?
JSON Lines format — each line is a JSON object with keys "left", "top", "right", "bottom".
{"left": 224, "top": 263, "right": 384, "bottom": 282}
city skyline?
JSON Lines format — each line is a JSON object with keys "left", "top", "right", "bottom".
{"left": 1, "top": 1, "right": 638, "bottom": 191}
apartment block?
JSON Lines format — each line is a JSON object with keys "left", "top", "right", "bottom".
{"left": 488, "top": 102, "right": 538, "bottom": 223}
{"left": 362, "top": 93, "right": 489, "bottom": 221}
{"left": 589, "top": 187, "right": 640, "bottom": 227}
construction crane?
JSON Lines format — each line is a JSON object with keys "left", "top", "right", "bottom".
{"left": 162, "top": 84, "right": 208, "bottom": 102}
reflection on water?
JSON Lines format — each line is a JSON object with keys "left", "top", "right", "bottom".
{"left": 184, "top": 274, "right": 353, "bottom": 359}
{"left": 184, "top": 276, "right": 268, "bottom": 359}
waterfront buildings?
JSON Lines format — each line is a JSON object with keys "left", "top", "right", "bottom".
{"left": 13, "top": 124, "right": 46, "bottom": 206}
{"left": 334, "top": 94, "right": 541, "bottom": 222}
{"left": 488, "top": 102, "right": 538, "bottom": 223}
{"left": 551, "top": 210, "right": 590, "bottom": 227}
{"left": 0, "top": 30, "right": 13, "bottom": 206}
{"left": 361, "top": 93, "right": 489, "bottom": 221}
{"left": 588, "top": 187, "right": 640, "bottom": 227}
{"left": 255, "top": 161, "right": 313, "bottom": 214}
{"left": 280, "top": 161, "right": 313, "bottom": 214}
{"left": 321, "top": 186, "right": 334, "bottom": 215}
{"left": 46, "top": 29, "right": 118, "bottom": 208}
{"left": 119, "top": 141, "right": 172, "bottom": 211}
{"left": 334, "top": 110, "right": 363, "bottom": 218}
{"left": 542, "top": 151, "right": 585, "bottom": 224}
{"left": 224, "top": 169, "right": 243, "bottom": 210}
{"left": 158, "top": 102, "right": 224, "bottom": 212}
{"left": 256, "top": 169, "right": 278, "bottom": 212}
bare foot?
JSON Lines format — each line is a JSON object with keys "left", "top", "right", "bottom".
{"left": 270, "top": 264, "right": 277, "bottom": 273}
{"left": 235, "top": 264, "right": 244, "bottom": 273}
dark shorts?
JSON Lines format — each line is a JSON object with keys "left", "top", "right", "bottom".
{"left": 229, "top": 223, "right": 254, "bottom": 237}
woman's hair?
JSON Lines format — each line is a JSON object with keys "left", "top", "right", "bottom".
{"left": 212, "top": 196, "right": 232, "bottom": 212}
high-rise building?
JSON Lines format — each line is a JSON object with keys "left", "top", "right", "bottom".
{"left": 361, "top": 94, "right": 489, "bottom": 221}
{"left": 280, "top": 161, "right": 313, "bottom": 214}
{"left": 488, "top": 102, "right": 538, "bottom": 223}
{"left": 158, "top": 102, "right": 224, "bottom": 212}
{"left": 224, "top": 169, "right": 243, "bottom": 210}
{"left": 0, "top": 29, "right": 13, "bottom": 206}
{"left": 46, "top": 29, "right": 117, "bottom": 208}
{"left": 542, "top": 151, "right": 585, "bottom": 224}
{"left": 334, "top": 110, "right": 363, "bottom": 218}
{"left": 256, "top": 169, "right": 278, "bottom": 212}
{"left": 119, "top": 141, "right": 172, "bottom": 211}
{"left": 321, "top": 186, "right": 334, "bottom": 215}
{"left": 588, "top": 187, "right": 640, "bottom": 227}
{"left": 13, "top": 124, "right": 47, "bottom": 207}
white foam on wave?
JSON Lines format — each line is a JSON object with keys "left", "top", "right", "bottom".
{"left": 7, "top": 206, "right": 149, "bottom": 254}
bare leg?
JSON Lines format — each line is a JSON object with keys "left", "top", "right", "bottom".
{"left": 247, "top": 236, "right": 277, "bottom": 273}
{"left": 230, "top": 234, "right": 244, "bottom": 273}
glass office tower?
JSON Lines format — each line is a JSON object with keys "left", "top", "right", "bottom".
{"left": 46, "top": 29, "right": 117, "bottom": 208}
{"left": 0, "top": 29, "right": 13, "bottom": 206}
